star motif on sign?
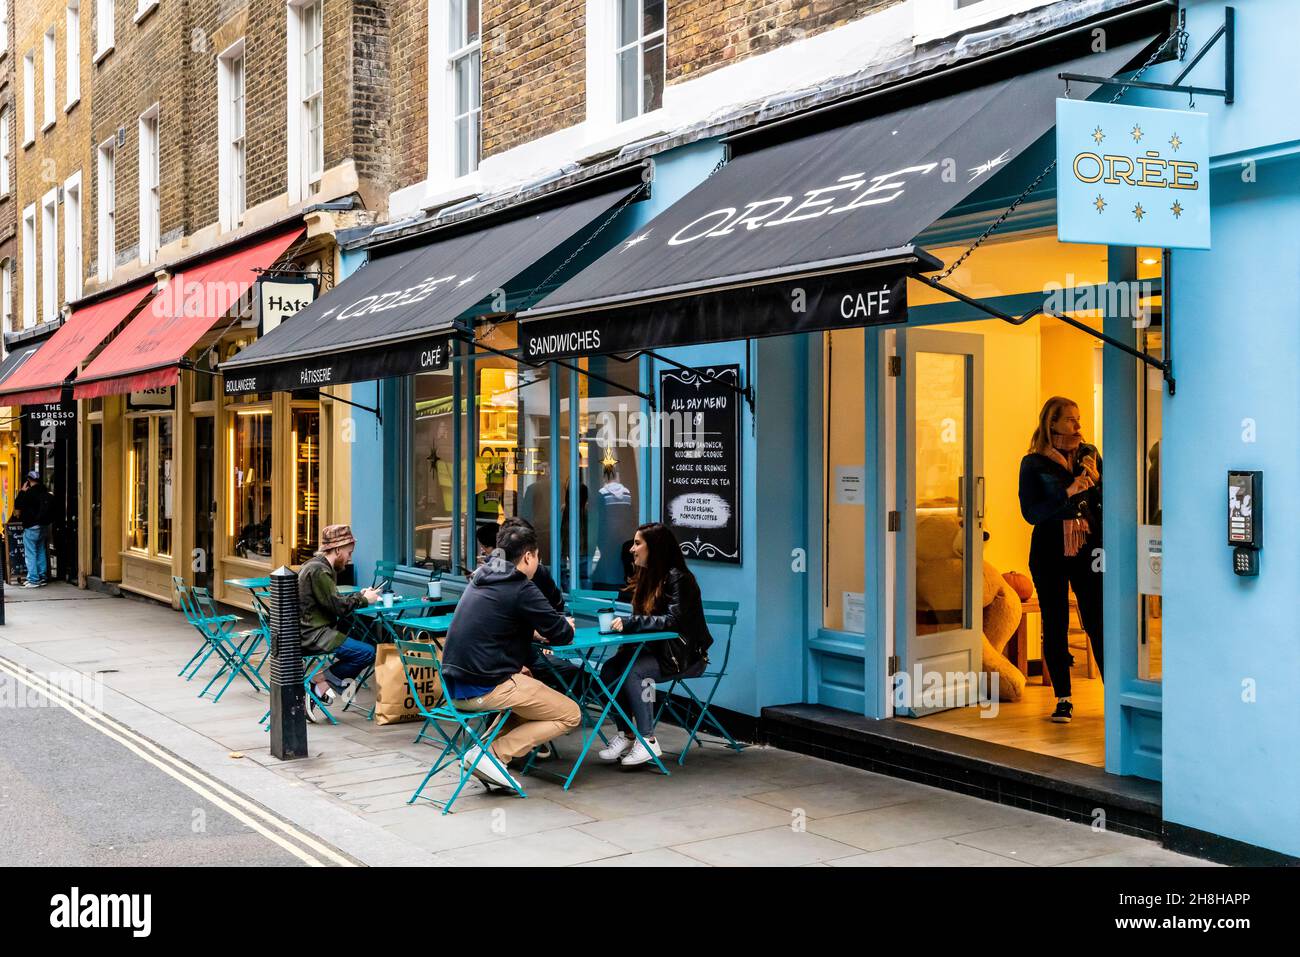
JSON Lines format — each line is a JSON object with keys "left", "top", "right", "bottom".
{"left": 1093, "top": 194, "right": 1107, "bottom": 214}
{"left": 456, "top": 273, "right": 478, "bottom": 287}
{"left": 620, "top": 229, "right": 652, "bottom": 252}
{"left": 1091, "top": 126, "right": 1106, "bottom": 145}
{"left": 1133, "top": 203, "right": 1146, "bottom": 222}
{"left": 1170, "top": 200, "right": 1184, "bottom": 219}
{"left": 1131, "top": 124, "right": 1144, "bottom": 143}
{"left": 1169, "top": 133, "right": 1182, "bottom": 152}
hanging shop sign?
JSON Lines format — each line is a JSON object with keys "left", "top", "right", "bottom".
{"left": 659, "top": 365, "right": 742, "bottom": 565}
{"left": 128, "top": 387, "right": 174, "bottom": 409}
{"left": 32, "top": 402, "right": 76, "bottom": 432}
{"left": 257, "top": 276, "right": 319, "bottom": 338}
{"left": 1057, "top": 99, "right": 1209, "bottom": 249}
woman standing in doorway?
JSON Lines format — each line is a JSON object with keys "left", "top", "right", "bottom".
{"left": 1018, "top": 397, "right": 1104, "bottom": 724}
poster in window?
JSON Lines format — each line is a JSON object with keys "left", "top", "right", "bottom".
{"left": 659, "top": 364, "right": 742, "bottom": 564}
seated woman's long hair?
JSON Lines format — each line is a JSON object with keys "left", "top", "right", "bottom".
{"left": 626, "top": 522, "right": 690, "bottom": 616}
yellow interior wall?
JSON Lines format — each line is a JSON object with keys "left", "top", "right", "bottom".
{"left": 1040, "top": 322, "right": 1102, "bottom": 448}
{"left": 928, "top": 317, "right": 1040, "bottom": 577}
{"left": 824, "top": 328, "right": 866, "bottom": 632}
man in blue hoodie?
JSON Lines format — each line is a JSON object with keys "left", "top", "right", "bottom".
{"left": 442, "top": 523, "right": 579, "bottom": 789}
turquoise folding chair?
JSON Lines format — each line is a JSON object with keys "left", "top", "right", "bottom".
{"left": 175, "top": 577, "right": 243, "bottom": 681}
{"left": 369, "top": 560, "right": 397, "bottom": 590}
{"left": 259, "top": 652, "right": 333, "bottom": 728}
{"left": 174, "top": 577, "right": 212, "bottom": 679}
{"left": 191, "top": 586, "right": 270, "bottom": 701}
{"left": 652, "top": 599, "right": 746, "bottom": 764}
{"left": 394, "top": 639, "right": 524, "bottom": 813}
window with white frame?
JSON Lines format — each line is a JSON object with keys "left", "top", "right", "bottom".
{"left": 41, "top": 190, "right": 59, "bottom": 322}
{"left": 218, "top": 42, "right": 247, "bottom": 230}
{"left": 287, "top": 0, "right": 324, "bottom": 198}
{"left": 23, "top": 52, "right": 35, "bottom": 144}
{"left": 97, "top": 139, "right": 115, "bottom": 282}
{"left": 136, "top": 0, "right": 160, "bottom": 22}
{"left": 22, "top": 206, "right": 36, "bottom": 328}
{"left": 0, "top": 107, "right": 9, "bottom": 195}
{"left": 64, "top": 173, "right": 83, "bottom": 303}
{"left": 43, "top": 27, "right": 57, "bottom": 130}
{"left": 96, "top": 0, "right": 114, "bottom": 56}
{"left": 1, "top": 260, "right": 13, "bottom": 333}
{"left": 449, "top": 0, "right": 481, "bottom": 178}
{"left": 1, "top": 6, "right": 8, "bottom": 54}
{"left": 616, "top": 0, "right": 665, "bottom": 123}
{"left": 913, "top": 0, "right": 1055, "bottom": 43}
{"left": 66, "top": 3, "right": 81, "bottom": 108}
{"left": 138, "top": 106, "right": 160, "bottom": 264}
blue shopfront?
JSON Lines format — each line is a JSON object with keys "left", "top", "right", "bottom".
{"left": 234, "top": 0, "right": 1295, "bottom": 863}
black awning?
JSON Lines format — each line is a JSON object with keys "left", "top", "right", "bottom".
{"left": 519, "top": 39, "right": 1150, "bottom": 360}
{"left": 220, "top": 185, "right": 638, "bottom": 394}
{"left": 0, "top": 345, "right": 41, "bottom": 392}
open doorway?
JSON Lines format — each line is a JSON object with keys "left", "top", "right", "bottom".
{"left": 887, "top": 234, "right": 1163, "bottom": 769}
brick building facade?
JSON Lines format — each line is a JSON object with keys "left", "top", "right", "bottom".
{"left": 1, "top": 0, "right": 17, "bottom": 333}
{"left": 10, "top": 0, "right": 95, "bottom": 339}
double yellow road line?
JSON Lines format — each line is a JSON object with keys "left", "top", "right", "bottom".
{"left": 0, "top": 654, "right": 357, "bottom": 867}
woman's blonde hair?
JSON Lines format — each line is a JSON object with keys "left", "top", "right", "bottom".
{"left": 1029, "top": 396, "right": 1080, "bottom": 455}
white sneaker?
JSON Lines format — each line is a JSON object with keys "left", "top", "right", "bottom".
{"left": 462, "top": 746, "right": 519, "bottom": 791}
{"left": 305, "top": 684, "right": 335, "bottom": 724}
{"left": 620, "top": 737, "right": 663, "bottom": 767}
{"left": 598, "top": 731, "right": 634, "bottom": 762}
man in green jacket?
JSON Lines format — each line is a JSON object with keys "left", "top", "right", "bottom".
{"left": 298, "top": 524, "right": 381, "bottom": 722}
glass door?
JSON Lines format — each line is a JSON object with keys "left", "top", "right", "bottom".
{"left": 895, "top": 328, "right": 984, "bottom": 716}
{"left": 90, "top": 422, "right": 103, "bottom": 577}
{"left": 194, "top": 416, "right": 215, "bottom": 590}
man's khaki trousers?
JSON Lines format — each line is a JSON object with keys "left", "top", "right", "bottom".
{"left": 454, "top": 673, "right": 581, "bottom": 761}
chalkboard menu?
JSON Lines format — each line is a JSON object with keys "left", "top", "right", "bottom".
{"left": 660, "top": 364, "right": 742, "bottom": 564}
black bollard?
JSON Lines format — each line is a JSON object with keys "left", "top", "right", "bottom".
{"left": 268, "top": 565, "right": 308, "bottom": 759}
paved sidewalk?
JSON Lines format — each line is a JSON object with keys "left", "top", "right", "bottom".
{"left": 0, "top": 584, "right": 1213, "bottom": 867}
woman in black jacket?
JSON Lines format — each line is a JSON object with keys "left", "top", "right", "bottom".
{"left": 1018, "top": 396, "right": 1104, "bottom": 725}
{"left": 598, "top": 522, "right": 713, "bottom": 767}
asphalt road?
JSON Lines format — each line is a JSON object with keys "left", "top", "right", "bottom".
{"left": 0, "top": 690, "right": 309, "bottom": 867}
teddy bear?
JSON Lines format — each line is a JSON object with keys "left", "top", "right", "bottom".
{"left": 914, "top": 512, "right": 1026, "bottom": 701}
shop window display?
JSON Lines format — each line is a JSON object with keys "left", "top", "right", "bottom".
{"left": 291, "top": 408, "right": 320, "bottom": 565}
{"left": 127, "top": 417, "right": 150, "bottom": 551}
{"left": 230, "top": 408, "right": 273, "bottom": 561}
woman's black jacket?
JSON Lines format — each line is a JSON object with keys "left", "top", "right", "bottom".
{"left": 619, "top": 568, "right": 715, "bottom": 675}
{"left": 1018, "top": 444, "right": 1103, "bottom": 567}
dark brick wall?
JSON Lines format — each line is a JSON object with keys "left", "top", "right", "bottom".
{"left": 669, "top": 0, "right": 898, "bottom": 82}
{"left": 481, "top": 0, "right": 586, "bottom": 160}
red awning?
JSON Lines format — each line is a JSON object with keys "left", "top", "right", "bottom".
{"left": 0, "top": 283, "right": 155, "bottom": 405}
{"left": 73, "top": 227, "right": 305, "bottom": 399}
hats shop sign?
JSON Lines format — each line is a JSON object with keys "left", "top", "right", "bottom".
{"left": 1057, "top": 99, "right": 1210, "bottom": 250}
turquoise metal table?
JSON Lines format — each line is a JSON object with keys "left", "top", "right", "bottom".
{"left": 350, "top": 597, "right": 458, "bottom": 644}
{"left": 395, "top": 614, "right": 456, "bottom": 640}
{"left": 342, "top": 604, "right": 459, "bottom": 719}
{"left": 526, "top": 626, "right": 678, "bottom": 788}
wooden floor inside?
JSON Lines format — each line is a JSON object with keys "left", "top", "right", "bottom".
{"left": 910, "top": 673, "right": 1105, "bottom": 767}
